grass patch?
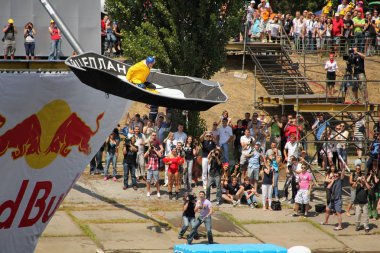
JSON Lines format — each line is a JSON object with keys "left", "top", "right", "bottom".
{"left": 66, "top": 210, "right": 103, "bottom": 249}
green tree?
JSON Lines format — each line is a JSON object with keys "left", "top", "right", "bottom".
{"left": 106, "top": 0, "right": 242, "bottom": 135}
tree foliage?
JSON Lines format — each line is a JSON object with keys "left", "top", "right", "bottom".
{"left": 106, "top": 0, "right": 242, "bottom": 134}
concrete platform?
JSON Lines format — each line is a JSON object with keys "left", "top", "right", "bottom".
{"left": 88, "top": 223, "right": 178, "bottom": 251}
{"left": 71, "top": 209, "right": 149, "bottom": 222}
{"left": 244, "top": 222, "right": 347, "bottom": 252}
{"left": 35, "top": 237, "right": 97, "bottom": 253}
{"left": 336, "top": 234, "right": 380, "bottom": 253}
{"left": 42, "top": 211, "right": 83, "bottom": 237}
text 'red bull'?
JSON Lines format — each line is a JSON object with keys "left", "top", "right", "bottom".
{"left": 0, "top": 173, "right": 80, "bottom": 229}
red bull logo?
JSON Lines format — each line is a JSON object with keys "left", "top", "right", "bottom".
{"left": 0, "top": 100, "right": 104, "bottom": 169}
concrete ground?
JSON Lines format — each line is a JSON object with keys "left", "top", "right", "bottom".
{"left": 35, "top": 171, "right": 380, "bottom": 253}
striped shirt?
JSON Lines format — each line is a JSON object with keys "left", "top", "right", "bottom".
{"left": 354, "top": 119, "right": 365, "bottom": 138}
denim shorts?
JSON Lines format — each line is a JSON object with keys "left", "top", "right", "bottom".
{"left": 147, "top": 169, "right": 159, "bottom": 183}
{"left": 248, "top": 167, "right": 260, "bottom": 181}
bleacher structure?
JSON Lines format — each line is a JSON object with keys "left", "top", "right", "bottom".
{"left": 226, "top": 41, "right": 379, "bottom": 174}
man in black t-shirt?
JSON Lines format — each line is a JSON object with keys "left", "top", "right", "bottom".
{"left": 206, "top": 149, "right": 222, "bottom": 205}
{"left": 352, "top": 47, "right": 367, "bottom": 101}
{"left": 123, "top": 138, "right": 138, "bottom": 190}
{"left": 200, "top": 131, "right": 217, "bottom": 189}
{"left": 354, "top": 176, "right": 371, "bottom": 232}
{"left": 222, "top": 176, "right": 244, "bottom": 206}
{"left": 178, "top": 193, "right": 197, "bottom": 239}
{"left": 233, "top": 120, "right": 246, "bottom": 162}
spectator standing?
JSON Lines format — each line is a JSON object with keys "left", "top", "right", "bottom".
{"left": 247, "top": 142, "right": 263, "bottom": 192}
{"left": 343, "top": 12, "right": 354, "bottom": 51}
{"left": 265, "top": 141, "right": 282, "bottom": 201}
{"left": 211, "top": 122, "right": 220, "bottom": 145}
{"left": 123, "top": 136, "right": 138, "bottom": 190}
{"left": 367, "top": 134, "right": 380, "bottom": 173}
{"left": 312, "top": 113, "right": 330, "bottom": 166}
{"left": 269, "top": 115, "right": 282, "bottom": 145}
{"left": 321, "top": 169, "right": 346, "bottom": 231}
{"left": 104, "top": 132, "right": 119, "bottom": 181}
{"left": 155, "top": 113, "right": 171, "bottom": 144}
{"left": 217, "top": 110, "right": 232, "bottom": 126}
{"left": 336, "top": 123, "right": 349, "bottom": 170}
{"left": 353, "top": 112, "right": 365, "bottom": 160}
{"left": 292, "top": 164, "right": 313, "bottom": 217}
{"left": 133, "top": 126, "right": 147, "bottom": 182}
{"left": 352, "top": 47, "right": 367, "bottom": 101}
{"left": 173, "top": 123, "right": 187, "bottom": 146}
{"left": 163, "top": 132, "right": 175, "bottom": 186}
{"left": 206, "top": 149, "right": 223, "bottom": 205}
{"left": 233, "top": 120, "right": 245, "bottom": 162}
{"left": 183, "top": 136, "right": 198, "bottom": 192}
{"left": 332, "top": 13, "right": 344, "bottom": 56}
{"left": 24, "top": 22, "right": 36, "bottom": 60}
{"left": 163, "top": 147, "right": 183, "bottom": 200}
{"left": 90, "top": 144, "right": 104, "bottom": 175}
{"left": 325, "top": 53, "right": 339, "bottom": 97}
{"left": 283, "top": 14, "right": 293, "bottom": 36}
{"left": 105, "top": 19, "right": 116, "bottom": 54}
{"left": 346, "top": 165, "right": 363, "bottom": 216}
{"left": 354, "top": 174, "right": 371, "bottom": 232}
{"left": 200, "top": 131, "right": 216, "bottom": 189}
{"left": 353, "top": 12, "right": 365, "bottom": 52}
{"left": 292, "top": 11, "right": 303, "bottom": 52}
{"left": 144, "top": 141, "right": 162, "bottom": 197}
{"left": 316, "top": 16, "right": 326, "bottom": 53}
{"left": 258, "top": 0, "right": 272, "bottom": 43}
{"left": 48, "top": 20, "right": 61, "bottom": 60}
{"left": 367, "top": 165, "right": 379, "bottom": 221}
{"left": 262, "top": 162, "right": 274, "bottom": 211}
{"left": 178, "top": 193, "right": 197, "bottom": 239}
{"left": 217, "top": 118, "right": 233, "bottom": 162}
{"left": 187, "top": 191, "right": 213, "bottom": 245}
{"left": 3, "top": 19, "right": 17, "bottom": 60}
{"left": 337, "top": 0, "right": 349, "bottom": 15}
{"left": 326, "top": 18, "right": 333, "bottom": 51}
{"left": 101, "top": 15, "right": 108, "bottom": 55}
{"left": 113, "top": 21, "right": 122, "bottom": 55}
{"left": 242, "top": 112, "right": 251, "bottom": 129}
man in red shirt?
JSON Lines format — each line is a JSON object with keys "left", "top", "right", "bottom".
{"left": 101, "top": 15, "right": 108, "bottom": 55}
{"left": 332, "top": 13, "right": 344, "bottom": 56}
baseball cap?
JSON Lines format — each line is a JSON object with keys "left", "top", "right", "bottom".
{"left": 8, "top": 19, "right": 14, "bottom": 24}
{"left": 251, "top": 0, "right": 255, "bottom": 3}
{"left": 255, "top": 141, "right": 261, "bottom": 145}
{"left": 335, "top": 13, "right": 340, "bottom": 17}
{"left": 358, "top": 1, "right": 363, "bottom": 5}
{"left": 222, "top": 162, "right": 229, "bottom": 167}
{"left": 50, "top": 19, "right": 55, "bottom": 23}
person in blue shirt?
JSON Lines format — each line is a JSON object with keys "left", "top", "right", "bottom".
{"left": 312, "top": 113, "right": 330, "bottom": 167}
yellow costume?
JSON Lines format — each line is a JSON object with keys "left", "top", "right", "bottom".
{"left": 126, "top": 60, "right": 150, "bottom": 84}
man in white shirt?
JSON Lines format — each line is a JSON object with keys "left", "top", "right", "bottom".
{"left": 173, "top": 123, "right": 187, "bottom": 146}
{"left": 292, "top": 11, "right": 303, "bottom": 51}
{"left": 218, "top": 118, "right": 233, "bottom": 162}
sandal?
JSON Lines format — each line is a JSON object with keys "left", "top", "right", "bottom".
{"left": 334, "top": 226, "right": 343, "bottom": 231}
{"left": 320, "top": 221, "right": 327, "bottom": 225}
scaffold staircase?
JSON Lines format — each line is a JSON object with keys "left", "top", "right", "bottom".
{"left": 245, "top": 43, "right": 313, "bottom": 95}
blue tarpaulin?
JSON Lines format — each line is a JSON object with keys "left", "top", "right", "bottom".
{"left": 174, "top": 244, "right": 287, "bottom": 253}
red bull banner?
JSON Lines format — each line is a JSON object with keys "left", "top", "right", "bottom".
{"left": 0, "top": 72, "right": 132, "bottom": 253}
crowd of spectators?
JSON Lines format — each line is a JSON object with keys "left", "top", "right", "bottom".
{"left": 89, "top": 105, "right": 380, "bottom": 231}
{"left": 239, "top": 0, "right": 380, "bottom": 56}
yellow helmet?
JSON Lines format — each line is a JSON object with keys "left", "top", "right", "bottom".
{"left": 8, "top": 19, "right": 14, "bottom": 24}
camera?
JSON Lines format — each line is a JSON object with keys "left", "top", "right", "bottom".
{"left": 343, "top": 48, "right": 355, "bottom": 63}
{"left": 124, "top": 138, "right": 131, "bottom": 146}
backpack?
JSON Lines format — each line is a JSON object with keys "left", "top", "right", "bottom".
{"left": 271, "top": 200, "right": 281, "bottom": 211}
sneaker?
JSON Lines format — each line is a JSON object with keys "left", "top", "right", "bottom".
{"left": 90, "top": 172, "right": 95, "bottom": 175}
{"left": 355, "top": 226, "right": 361, "bottom": 231}
{"left": 365, "top": 227, "right": 370, "bottom": 233}
{"left": 163, "top": 183, "right": 168, "bottom": 187}
{"left": 292, "top": 213, "right": 299, "bottom": 217}
{"left": 280, "top": 197, "right": 287, "bottom": 202}
{"left": 232, "top": 201, "right": 238, "bottom": 207}
{"left": 157, "top": 192, "right": 161, "bottom": 198}
{"left": 133, "top": 186, "right": 138, "bottom": 191}
{"left": 112, "top": 48, "right": 116, "bottom": 53}
{"left": 269, "top": 40, "right": 273, "bottom": 43}
{"left": 178, "top": 235, "right": 182, "bottom": 239}
{"left": 250, "top": 204, "right": 254, "bottom": 209}
{"left": 253, "top": 202, "right": 259, "bottom": 208}
{"left": 147, "top": 192, "right": 150, "bottom": 197}
{"left": 122, "top": 186, "right": 127, "bottom": 190}
{"left": 103, "top": 176, "right": 108, "bottom": 181}
{"left": 237, "top": 200, "right": 241, "bottom": 206}
{"left": 112, "top": 176, "right": 117, "bottom": 182}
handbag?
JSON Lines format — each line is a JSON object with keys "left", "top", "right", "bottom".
{"left": 271, "top": 201, "right": 282, "bottom": 211}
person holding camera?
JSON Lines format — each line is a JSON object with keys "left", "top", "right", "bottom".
{"left": 178, "top": 193, "right": 197, "bottom": 239}
{"left": 48, "top": 20, "right": 61, "bottom": 60}
{"left": 187, "top": 191, "right": 213, "bottom": 245}
{"left": 367, "top": 165, "right": 379, "bottom": 221}
{"left": 206, "top": 148, "right": 223, "bottom": 205}
{"left": 123, "top": 136, "right": 138, "bottom": 190}
{"left": 2, "top": 19, "right": 17, "bottom": 60}
{"left": 346, "top": 165, "right": 363, "bottom": 216}
{"left": 23, "top": 22, "right": 36, "bottom": 60}
{"left": 354, "top": 173, "right": 371, "bottom": 232}
{"left": 200, "top": 131, "right": 217, "bottom": 189}
{"left": 144, "top": 141, "right": 162, "bottom": 197}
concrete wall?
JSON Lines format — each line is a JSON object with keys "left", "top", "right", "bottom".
{"left": 0, "top": 0, "right": 100, "bottom": 57}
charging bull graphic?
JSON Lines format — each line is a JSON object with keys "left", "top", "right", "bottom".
{"left": 0, "top": 99, "right": 104, "bottom": 169}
